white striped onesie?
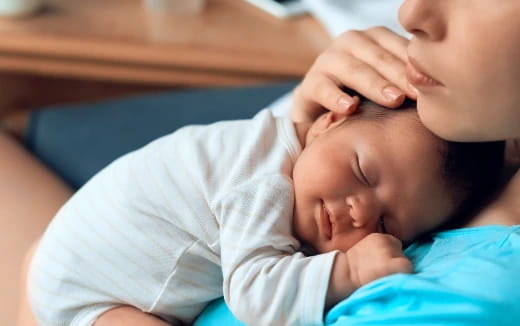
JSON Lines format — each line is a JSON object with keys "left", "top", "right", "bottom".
{"left": 28, "top": 109, "right": 338, "bottom": 326}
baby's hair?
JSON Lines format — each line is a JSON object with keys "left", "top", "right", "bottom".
{"left": 341, "top": 98, "right": 505, "bottom": 231}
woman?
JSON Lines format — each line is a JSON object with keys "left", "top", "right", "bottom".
{"left": 5, "top": 0, "right": 520, "bottom": 325}
{"left": 196, "top": 1, "right": 520, "bottom": 324}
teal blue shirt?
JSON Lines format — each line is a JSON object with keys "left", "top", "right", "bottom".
{"left": 195, "top": 225, "right": 520, "bottom": 326}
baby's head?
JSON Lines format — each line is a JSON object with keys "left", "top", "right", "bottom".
{"left": 292, "top": 100, "right": 504, "bottom": 254}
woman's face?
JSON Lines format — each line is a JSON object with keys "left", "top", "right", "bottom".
{"left": 399, "top": 0, "right": 520, "bottom": 142}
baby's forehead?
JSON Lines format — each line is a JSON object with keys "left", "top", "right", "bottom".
{"left": 346, "top": 105, "right": 427, "bottom": 136}
{"left": 342, "top": 107, "right": 445, "bottom": 163}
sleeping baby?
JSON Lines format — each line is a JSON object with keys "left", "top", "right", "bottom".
{"left": 28, "top": 100, "right": 504, "bottom": 326}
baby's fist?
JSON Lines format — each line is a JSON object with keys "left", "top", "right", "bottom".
{"left": 346, "top": 233, "right": 413, "bottom": 288}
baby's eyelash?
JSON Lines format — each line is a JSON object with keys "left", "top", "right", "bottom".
{"left": 355, "top": 155, "right": 370, "bottom": 186}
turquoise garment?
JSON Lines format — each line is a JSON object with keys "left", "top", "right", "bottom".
{"left": 195, "top": 225, "right": 520, "bottom": 326}
{"left": 327, "top": 225, "right": 520, "bottom": 326}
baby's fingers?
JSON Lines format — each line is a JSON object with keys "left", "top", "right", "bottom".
{"left": 387, "top": 257, "right": 414, "bottom": 275}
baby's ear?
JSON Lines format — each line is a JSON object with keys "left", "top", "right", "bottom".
{"left": 309, "top": 112, "right": 349, "bottom": 137}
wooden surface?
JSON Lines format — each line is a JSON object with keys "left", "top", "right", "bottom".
{"left": 0, "top": 71, "right": 169, "bottom": 116}
{"left": 0, "top": 0, "right": 331, "bottom": 87}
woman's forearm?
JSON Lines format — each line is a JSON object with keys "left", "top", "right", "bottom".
{"left": 94, "top": 306, "right": 171, "bottom": 326}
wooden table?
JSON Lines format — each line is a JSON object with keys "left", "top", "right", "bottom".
{"left": 0, "top": 0, "right": 331, "bottom": 112}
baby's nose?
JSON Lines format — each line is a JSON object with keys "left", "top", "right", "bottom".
{"left": 346, "top": 193, "right": 381, "bottom": 229}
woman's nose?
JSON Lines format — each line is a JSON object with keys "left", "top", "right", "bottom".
{"left": 398, "top": 0, "right": 446, "bottom": 41}
{"left": 346, "top": 192, "right": 381, "bottom": 230}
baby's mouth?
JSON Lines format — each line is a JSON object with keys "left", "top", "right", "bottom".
{"left": 319, "top": 200, "right": 333, "bottom": 240}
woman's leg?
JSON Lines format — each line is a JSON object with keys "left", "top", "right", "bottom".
{"left": 16, "top": 242, "right": 40, "bottom": 326}
{"left": 0, "top": 131, "right": 73, "bottom": 326}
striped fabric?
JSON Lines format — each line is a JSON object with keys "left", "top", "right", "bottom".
{"left": 28, "top": 109, "right": 337, "bottom": 326}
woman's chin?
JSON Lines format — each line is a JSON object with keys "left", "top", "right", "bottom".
{"left": 417, "top": 100, "right": 480, "bottom": 142}
{"left": 417, "top": 96, "right": 519, "bottom": 142}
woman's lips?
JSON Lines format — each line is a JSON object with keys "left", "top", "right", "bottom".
{"left": 406, "top": 57, "right": 443, "bottom": 88}
{"left": 319, "top": 201, "right": 332, "bottom": 240}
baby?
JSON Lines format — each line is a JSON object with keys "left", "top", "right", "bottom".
{"left": 28, "top": 100, "right": 504, "bottom": 326}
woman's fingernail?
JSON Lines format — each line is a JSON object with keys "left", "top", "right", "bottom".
{"left": 338, "top": 97, "right": 354, "bottom": 113}
{"left": 383, "top": 86, "right": 405, "bottom": 102}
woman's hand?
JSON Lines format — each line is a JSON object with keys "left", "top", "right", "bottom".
{"left": 326, "top": 233, "right": 413, "bottom": 308}
{"left": 292, "top": 27, "right": 417, "bottom": 122}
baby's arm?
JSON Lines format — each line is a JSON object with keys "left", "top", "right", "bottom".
{"left": 94, "top": 306, "right": 170, "bottom": 326}
{"left": 326, "top": 233, "right": 413, "bottom": 308}
{"left": 217, "top": 178, "right": 336, "bottom": 325}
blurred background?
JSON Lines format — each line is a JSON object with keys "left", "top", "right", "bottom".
{"left": 0, "top": 0, "right": 331, "bottom": 121}
{"left": 0, "top": 3, "right": 331, "bottom": 324}
{"left": 0, "top": 2, "right": 408, "bottom": 325}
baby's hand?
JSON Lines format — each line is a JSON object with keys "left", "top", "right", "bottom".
{"left": 292, "top": 27, "right": 417, "bottom": 123}
{"left": 327, "top": 233, "right": 413, "bottom": 308}
{"left": 346, "top": 233, "right": 413, "bottom": 288}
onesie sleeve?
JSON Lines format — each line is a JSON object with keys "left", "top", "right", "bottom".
{"left": 215, "top": 176, "right": 338, "bottom": 326}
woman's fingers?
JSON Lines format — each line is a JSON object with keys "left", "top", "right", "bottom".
{"left": 329, "top": 52, "right": 407, "bottom": 108}
{"left": 352, "top": 39, "right": 416, "bottom": 100}
{"left": 341, "top": 29, "right": 416, "bottom": 101}
{"left": 309, "top": 73, "right": 360, "bottom": 112}
{"left": 291, "top": 27, "right": 416, "bottom": 122}
{"left": 364, "top": 27, "right": 409, "bottom": 62}
{"left": 291, "top": 77, "right": 360, "bottom": 122}
{"left": 366, "top": 27, "right": 417, "bottom": 98}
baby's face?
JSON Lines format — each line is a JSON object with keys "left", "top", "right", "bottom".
{"left": 292, "top": 112, "right": 455, "bottom": 254}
